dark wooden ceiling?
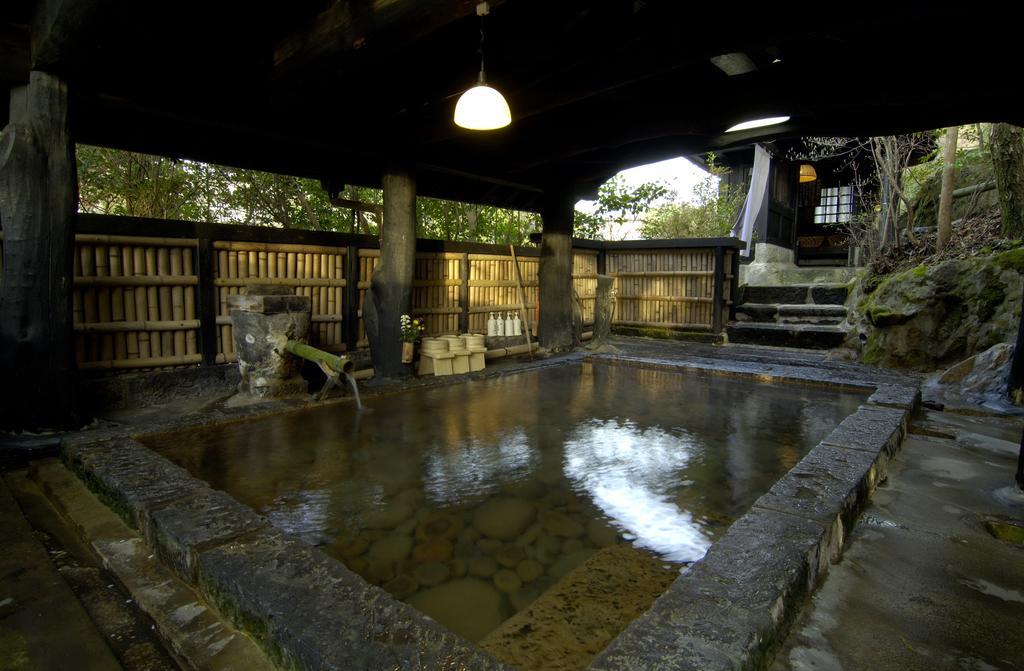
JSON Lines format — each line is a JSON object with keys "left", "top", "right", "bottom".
{"left": 2, "top": 0, "right": 1021, "bottom": 210}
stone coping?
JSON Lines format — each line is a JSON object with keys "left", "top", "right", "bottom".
{"left": 60, "top": 352, "right": 920, "bottom": 671}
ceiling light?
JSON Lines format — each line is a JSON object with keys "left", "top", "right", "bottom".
{"left": 724, "top": 116, "right": 790, "bottom": 133}
{"left": 454, "top": 2, "right": 510, "bottom": 131}
{"left": 799, "top": 164, "right": 818, "bottom": 183}
{"left": 710, "top": 52, "right": 757, "bottom": 76}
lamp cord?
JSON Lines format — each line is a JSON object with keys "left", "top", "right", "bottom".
{"left": 478, "top": 12, "right": 487, "bottom": 84}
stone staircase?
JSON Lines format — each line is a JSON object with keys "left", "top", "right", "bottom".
{"left": 727, "top": 284, "right": 851, "bottom": 349}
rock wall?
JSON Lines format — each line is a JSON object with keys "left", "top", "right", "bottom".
{"left": 847, "top": 249, "right": 1024, "bottom": 370}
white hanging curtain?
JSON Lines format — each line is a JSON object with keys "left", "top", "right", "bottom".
{"left": 731, "top": 143, "right": 771, "bottom": 257}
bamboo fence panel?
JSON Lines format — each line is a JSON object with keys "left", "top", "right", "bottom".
{"left": 411, "top": 252, "right": 462, "bottom": 336}
{"left": 70, "top": 236, "right": 200, "bottom": 370}
{"left": 467, "top": 253, "right": 539, "bottom": 334}
{"left": 572, "top": 250, "right": 599, "bottom": 326}
{"left": 213, "top": 240, "right": 348, "bottom": 363}
{"left": 605, "top": 248, "right": 717, "bottom": 330}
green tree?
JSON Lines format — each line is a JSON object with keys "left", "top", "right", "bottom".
{"left": 639, "top": 157, "right": 742, "bottom": 239}
{"left": 574, "top": 175, "right": 668, "bottom": 240}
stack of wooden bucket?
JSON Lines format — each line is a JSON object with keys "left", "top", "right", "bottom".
{"left": 418, "top": 334, "right": 487, "bottom": 376}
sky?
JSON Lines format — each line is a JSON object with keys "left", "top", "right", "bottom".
{"left": 575, "top": 156, "right": 714, "bottom": 240}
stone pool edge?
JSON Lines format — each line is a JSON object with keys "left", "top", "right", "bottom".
{"left": 60, "top": 352, "right": 920, "bottom": 671}
{"left": 60, "top": 435, "right": 513, "bottom": 671}
{"left": 586, "top": 355, "right": 919, "bottom": 670}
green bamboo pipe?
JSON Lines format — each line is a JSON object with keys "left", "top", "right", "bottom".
{"left": 284, "top": 340, "right": 353, "bottom": 375}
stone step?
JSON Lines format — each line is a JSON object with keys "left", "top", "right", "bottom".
{"left": 740, "top": 284, "right": 849, "bottom": 306}
{"left": 735, "top": 303, "right": 848, "bottom": 326}
{"left": 726, "top": 322, "right": 848, "bottom": 349}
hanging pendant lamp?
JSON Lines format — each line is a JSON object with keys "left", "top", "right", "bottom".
{"left": 799, "top": 164, "right": 818, "bottom": 183}
{"left": 454, "top": 2, "right": 511, "bottom": 131}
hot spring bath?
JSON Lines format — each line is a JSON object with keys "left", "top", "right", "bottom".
{"left": 144, "top": 361, "right": 865, "bottom": 646}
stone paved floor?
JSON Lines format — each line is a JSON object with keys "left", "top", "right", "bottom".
{"left": 772, "top": 409, "right": 1024, "bottom": 671}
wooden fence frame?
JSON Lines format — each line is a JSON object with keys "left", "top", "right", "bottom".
{"left": 1, "top": 214, "right": 741, "bottom": 372}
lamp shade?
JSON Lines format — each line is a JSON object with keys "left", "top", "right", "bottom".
{"left": 454, "top": 84, "right": 511, "bottom": 130}
{"left": 799, "top": 164, "right": 818, "bottom": 183}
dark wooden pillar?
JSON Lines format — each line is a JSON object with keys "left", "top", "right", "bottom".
{"left": 0, "top": 71, "right": 78, "bottom": 431}
{"left": 538, "top": 190, "right": 575, "bottom": 352}
{"left": 364, "top": 169, "right": 416, "bottom": 378}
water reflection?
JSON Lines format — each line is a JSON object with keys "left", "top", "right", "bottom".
{"left": 423, "top": 427, "right": 537, "bottom": 505}
{"left": 148, "top": 362, "right": 866, "bottom": 574}
{"left": 564, "top": 419, "right": 711, "bottom": 562}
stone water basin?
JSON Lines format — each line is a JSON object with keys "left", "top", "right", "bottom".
{"left": 145, "top": 361, "right": 865, "bottom": 650}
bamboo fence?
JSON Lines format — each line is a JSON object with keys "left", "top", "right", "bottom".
{"left": 606, "top": 248, "right": 719, "bottom": 330}
{"left": 1, "top": 224, "right": 736, "bottom": 372}
{"left": 71, "top": 234, "right": 202, "bottom": 370}
{"left": 213, "top": 240, "right": 347, "bottom": 363}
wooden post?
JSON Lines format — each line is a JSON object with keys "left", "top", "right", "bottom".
{"left": 343, "top": 244, "right": 359, "bottom": 350}
{"left": 712, "top": 245, "right": 725, "bottom": 334}
{"left": 0, "top": 71, "right": 78, "bottom": 431}
{"left": 538, "top": 189, "right": 575, "bottom": 351}
{"left": 364, "top": 168, "right": 416, "bottom": 378}
{"left": 195, "top": 234, "right": 218, "bottom": 366}
{"left": 459, "top": 252, "right": 470, "bottom": 334}
{"left": 729, "top": 247, "right": 740, "bottom": 321}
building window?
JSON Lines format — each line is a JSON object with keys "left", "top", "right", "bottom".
{"left": 814, "top": 185, "right": 854, "bottom": 224}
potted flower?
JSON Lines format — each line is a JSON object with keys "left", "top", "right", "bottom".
{"left": 400, "top": 314, "right": 424, "bottom": 363}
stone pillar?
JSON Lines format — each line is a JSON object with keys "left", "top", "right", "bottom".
{"left": 364, "top": 169, "right": 417, "bottom": 378}
{"left": 0, "top": 71, "right": 78, "bottom": 431}
{"left": 227, "top": 286, "right": 311, "bottom": 398}
{"left": 538, "top": 190, "right": 575, "bottom": 351}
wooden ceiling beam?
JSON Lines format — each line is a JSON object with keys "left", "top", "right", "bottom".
{"left": 30, "top": 0, "right": 112, "bottom": 70}
{"left": 272, "top": 0, "right": 503, "bottom": 82}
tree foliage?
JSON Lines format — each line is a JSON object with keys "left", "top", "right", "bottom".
{"left": 639, "top": 157, "right": 742, "bottom": 239}
{"left": 574, "top": 175, "right": 668, "bottom": 240}
{"left": 75, "top": 145, "right": 542, "bottom": 244}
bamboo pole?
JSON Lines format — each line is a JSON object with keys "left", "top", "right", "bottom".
{"left": 75, "top": 320, "right": 202, "bottom": 332}
{"left": 76, "top": 234, "right": 198, "bottom": 247}
{"left": 183, "top": 248, "right": 197, "bottom": 355}
{"left": 157, "top": 247, "right": 173, "bottom": 357}
{"left": 122, "top": 246, "right": 139, "bottom": 359}
{"left": 170, "top": 247, "right": 186, "bottom": 356}
{"left": 95, "top": 245, "right": 114, "bottom": 361}
{"left": 213, "top": 240, "right": 347, "bottom": 256}
{"left": 79, "top": 354, "right": 203, "bottom": 370}
{"left": 109, "top": 244, "right": 127, "bottom": 360}
{"left": 509, "top": 245, "right": 534, "bottom": 359}
{"left": 134, "top": 247, "right": 150, "bottom": 358}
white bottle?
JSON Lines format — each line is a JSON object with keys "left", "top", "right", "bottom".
{"left": 487, "top": 312, "right": 498, "bottom": 337}
{"left": 496, "top": 311, "right": 505, "bottom": 336}
{"left": 512, "top": 311, "right": 522, "bottom": 336}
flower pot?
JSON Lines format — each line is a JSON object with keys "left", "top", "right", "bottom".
{"left": 402, "top": 341, "right": 415, "bottom": 363}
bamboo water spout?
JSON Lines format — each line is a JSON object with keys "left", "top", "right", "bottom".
{"left": 284, "top": 340, "right": 359, "bottom": 405}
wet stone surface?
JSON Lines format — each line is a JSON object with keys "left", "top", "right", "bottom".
{"left": 196, "top": 529, "right": 511, "bottom": 670}
{"left": 593, "top": 510, "right": 828, "bottom": 671}
{"left": 821, "top": 405, "right": 906, "bottom": 456}
{"left": 144, "top": 487, "right": 272, "bottom": 581}
{"left": 64, "top": 438, "right": 201, "bottom": 529}
{"left": 867, "top": 383, "right": 922, "bottom": 410}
